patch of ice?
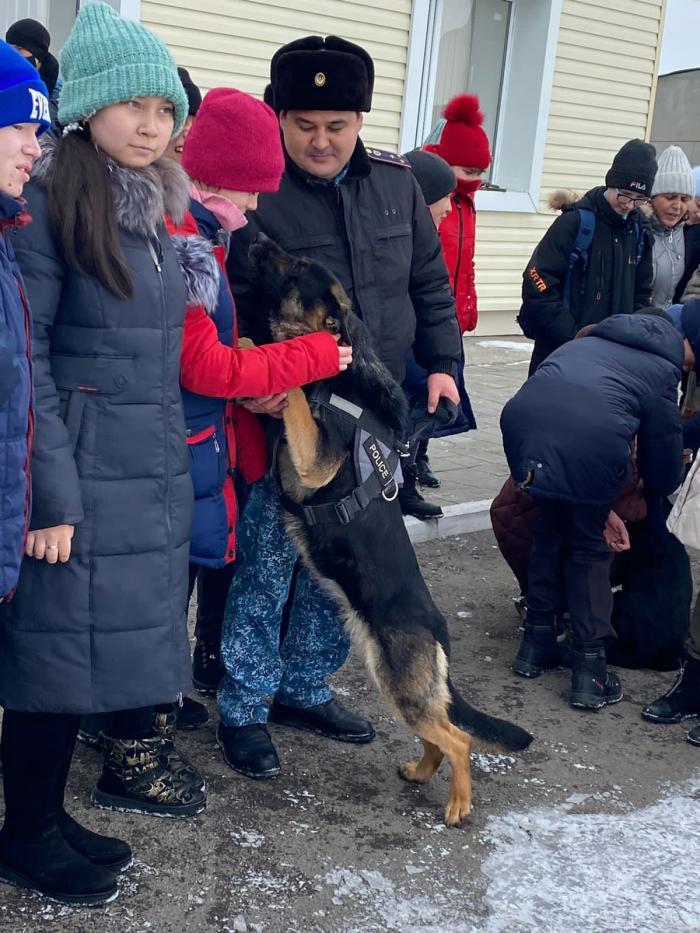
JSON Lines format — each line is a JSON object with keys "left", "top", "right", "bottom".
{"left": 472, "top": 753, "right": 515, "bottom": 774}
{"left": 480, "top": 779, "right": 700, "bottom": 932}
{"left": 229, "top": 829, "right": 265, "bottom": 849}
{"left": 476, "top": 340, "right": 533, "bottom": 353}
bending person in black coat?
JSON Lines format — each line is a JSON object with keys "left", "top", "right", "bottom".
{"left": 519, "top": 139, "right": 657, "bottom": 374}
{"left": 501, "top": 311, "right": 685, "bottom": 710}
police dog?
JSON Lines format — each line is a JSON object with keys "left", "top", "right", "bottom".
{"left": 248, "top": 234, "right": 532, "bottom": 826}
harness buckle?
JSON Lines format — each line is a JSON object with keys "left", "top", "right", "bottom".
{"left": 381, "top": 479, "right": 399, "bottom": 502}
{"left": 334, "top": 499, "right": 352, "bottom": 525}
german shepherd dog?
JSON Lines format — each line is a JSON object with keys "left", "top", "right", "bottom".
{"left": 249, "top": 234, "right": 533, "bottom": 826}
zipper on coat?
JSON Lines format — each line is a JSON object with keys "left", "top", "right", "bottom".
{"left": 453, "top": 198, "right": 463, "bottom": 303}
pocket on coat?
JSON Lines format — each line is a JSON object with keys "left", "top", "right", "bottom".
{"left": 373, "top": 223, "right": 412, "bottom": 293}
{"left": 58, "top": 389, "right": 88, "bottom": 455}
{"left": 187, "top": 425, "right": 226, "bottom": 498}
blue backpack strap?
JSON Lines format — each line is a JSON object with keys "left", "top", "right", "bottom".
{"left": 563, "top": 208, "right": 596, "bottom": 310}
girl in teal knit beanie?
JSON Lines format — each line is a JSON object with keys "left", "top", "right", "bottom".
{"left": 0, "top": 1, "right": 206, "bottom": 908}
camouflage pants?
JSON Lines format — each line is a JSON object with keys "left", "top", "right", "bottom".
{"left": 217, "top": 475, "right": 350, "bottom": 726}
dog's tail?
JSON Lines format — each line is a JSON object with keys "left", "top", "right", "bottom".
{"left": 447, "top": 678, "right": 533, "bottom": 751}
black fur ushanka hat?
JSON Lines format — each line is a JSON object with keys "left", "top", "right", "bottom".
{"left": 267, "top": 35, "right": 374, "bottom": 113}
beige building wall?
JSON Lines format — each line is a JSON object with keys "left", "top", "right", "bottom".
{"left": 141, "top": 0, "right": 411, "bottom": 148}
{"left": 143, "top": 0, "right": 666, "bottom": 336}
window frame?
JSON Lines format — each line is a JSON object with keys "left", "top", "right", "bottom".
{"left": 400, "top": 0, "right": 564, "bottom": 213}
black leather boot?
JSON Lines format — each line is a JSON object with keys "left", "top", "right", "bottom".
{"left": 642, "top": 658, "right": 700, "bottom": 723}
{"left": 513, "top": 622, "right": 568, "bottom": 678}
{"left": 0, "top": 824, "right": 118, "bottom": 906}
{"left": 57, "top": 810, "right": 132, "bottom": 872}
{"left": 269, "top": 698, "right": 375, "bottom": 743}
{"left": 570, "top": 645, "right": 623, "bottom": 710}
{"left": 192, "top": 639, "right": 225, "bottom": 696}
{"left": 398, "top": 465, "right": 443, "bottom": 520}
{"left": 415, "top": 441, "right": 440, "bottom": 488}
{"left": 217, "top": 723, "right": 281, "bottom": 779}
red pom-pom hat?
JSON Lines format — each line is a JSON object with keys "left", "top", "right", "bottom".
{"left": 431, "top": 93, "right": 491, "bottom": 170}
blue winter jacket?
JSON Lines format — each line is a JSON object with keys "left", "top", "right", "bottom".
{"left": 182, "top": 198, "right": 235, "bottom": 568}
{"left": 501, "top": 313, "right": 685, "bottom": 505}
{"left": 0, "top": 193, "right": 32, "bottom": 599}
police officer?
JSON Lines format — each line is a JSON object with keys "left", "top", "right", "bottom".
{"left": 218, "top": 35, "right": 462, "bottom": 778}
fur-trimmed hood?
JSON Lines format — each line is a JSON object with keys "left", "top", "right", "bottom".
{"left": 31, "top": 135, "right": 191, "bottom": 238}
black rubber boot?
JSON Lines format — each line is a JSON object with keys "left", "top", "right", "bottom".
{"left": 398, "top": 466, "right": 443, "bottom": 520}
{"left": 57, "top": 810, "right": 132, "bottom": 872}
{"left": 0, "top": 825, "right": 118, "bottom": 906}
{"left": 217, "top": 723, "right": 281, "bottom": 779}
{"left": 92, "top": 735, "right": 206, "bottom": 817}
{"left": 175, "top": 696, "right": 209, "bottom": 730}
{"left": 192, "top": 640, "right": 225, "bottom": 696}
{"left": 570, "top": 645, "right": 623, "bottom": 710}
{"left": 642, "top": 658, "right": 700, "bottom": 723}
{"left": 513, "top": 622, "right": 568, "bottom": 678}
{"left": 269, "top": 698, "right": 376, "bottom": 743}
{"left": 415, "top": 442, "right": 440, "bottom": 488}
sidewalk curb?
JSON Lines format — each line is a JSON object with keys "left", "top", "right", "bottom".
{"left": 405, "top": 499, "right": 493, "bottom": 543}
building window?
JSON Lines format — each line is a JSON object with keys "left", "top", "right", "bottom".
{"left": 401, "top": 0, "right": 564, "bottom": 212}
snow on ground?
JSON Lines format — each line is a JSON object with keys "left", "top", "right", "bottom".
{"left": 318, "top": 778, "right": 700, "bottom": 932}
{"left": 475, "top": 341, "right": 532, "bottom": 354}
{"left": 480, "top": 777, "right": 700, "bottom": 933}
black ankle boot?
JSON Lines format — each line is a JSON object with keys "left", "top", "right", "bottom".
{"left": 57, "top": 810, "right": 132, "bottom": 871}
{"left": 0, "top": 824, "right": 118, "bottom": 906}
{"left": 269, "top": 698, "right": 375, "bottom": 743}
{"left": 398, "top": 466, "right": 443, "bottom": 521}
{"left": 192, "top": 639, "right": 225, "bottom": 696}
{"left": 642, "top": 657, "right": 700, "bottom": 723}
{"left": 513, "top": 622, "right": 567, "bottom": 678}
{"left": 217, "top": 723, "right": 281, "bottom": 779}
{"left": 570, "top": 645, "right": 623, "bottom": 710}
{"left": 415, "top": 449, "right": 440, "bottom": 488}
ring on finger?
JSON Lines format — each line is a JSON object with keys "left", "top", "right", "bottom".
{"left": 46, "top": 544, "right": 59, "bottom": 550}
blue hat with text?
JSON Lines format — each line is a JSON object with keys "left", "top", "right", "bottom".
{"left": 0, "top": 39, "right": 50, "bottom": 134}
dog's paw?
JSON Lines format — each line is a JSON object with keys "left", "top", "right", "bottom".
{"left": 398, "top": 760, "right": 427, "bottom": 784}
{"left": 444, "top": 797, "right": 472, "bottom": 827}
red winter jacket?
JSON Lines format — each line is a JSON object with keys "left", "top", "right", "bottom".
{"left": 437, "top": 188, "right": 478, "bottom": 334}
{"left": 166, "top": 209, "right": 340, "bottom": 564}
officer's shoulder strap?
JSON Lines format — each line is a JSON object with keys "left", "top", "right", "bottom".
{"left": 365, "top": 147, "right": 411, "bottom": 168}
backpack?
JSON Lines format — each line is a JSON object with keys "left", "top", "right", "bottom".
{"left": 517, "top": 208, "right": 646, "bottom": 338}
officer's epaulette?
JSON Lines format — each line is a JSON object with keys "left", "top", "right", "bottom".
{"left": 365, "top": 147, "right": 411, "bottom": 168}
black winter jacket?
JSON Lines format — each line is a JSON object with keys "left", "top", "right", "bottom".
{"left": 227, "top": 141, "right": 461, "bottom": 383}
{"left": 0, "top": 144, "right": 195, "bottom": 714}
{"left": 520, "top": 187, "right": 654, "bottom": 373}
{"left": 501, "top": 314, "right": 684, "bottom": 506}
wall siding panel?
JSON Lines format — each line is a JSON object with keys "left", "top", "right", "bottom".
{"left": 141, "top": 0, "right": 411, "bottom": 148}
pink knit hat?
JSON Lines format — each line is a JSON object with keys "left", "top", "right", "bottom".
{"left": 182, "top": 87, "right": 285, "bottom": 192}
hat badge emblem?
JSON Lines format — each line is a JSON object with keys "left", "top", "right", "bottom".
{"left": 314, "top": 71, "right": 326, "bottom": 87}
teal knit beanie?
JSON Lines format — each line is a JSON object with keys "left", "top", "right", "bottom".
{"left": 58, "top": 2, "right": 187, "bottom": 135}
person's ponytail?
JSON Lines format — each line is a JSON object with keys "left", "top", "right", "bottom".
{"left": 47, "top": 128, "right": 133, "bottom": 300}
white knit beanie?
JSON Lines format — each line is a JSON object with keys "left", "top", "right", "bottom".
{"left": 651, "top": 145, "right": 695, "bottom": 197}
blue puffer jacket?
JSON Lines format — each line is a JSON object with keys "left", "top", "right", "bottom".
{"left": 182, "top": 199, "right": 235, "bottom": 567}
{"left": 501, "top": 313, "right": 685, "bottom": 505}
{"left": 0, "top": 192, "right": 32, "bottom": 600}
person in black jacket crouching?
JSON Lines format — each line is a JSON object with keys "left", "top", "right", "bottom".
{"left": 519, "top": 139, "right": 657, "bottom": 375}
{"left": 501, "top": 311, "right": 685, "bottom": 710}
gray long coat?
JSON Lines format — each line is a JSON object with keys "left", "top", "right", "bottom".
{"left": 0, "top": 143, "right": 196, "bottom": 714}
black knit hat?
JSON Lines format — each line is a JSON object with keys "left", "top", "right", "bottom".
{"left": 5, "top": 18, "right": 50, "bottom": 63}
{"left": 605, "top": 138, "right": 657, "bottom": 195}
{"left": 404, "top": 149, "right": 456, "bottom": 205}
{"left": 177, "top": 66, "right": 202, "bottom": 117}
{"left": 268, "top": 35, "right": 374, "bottom": 113}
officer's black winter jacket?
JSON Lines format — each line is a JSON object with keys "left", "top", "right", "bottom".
{"left": 227, "top": 141, "right": 461, "bottom": 383}
{"left": 520, "top": 187, "right": 654, "bottom": 373}
{"left": 501, "top": 314, "right": 684, "bottom": 506}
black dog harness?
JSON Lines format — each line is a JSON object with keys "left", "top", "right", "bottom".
{"left": 280, "top": 385, "right": 406, "bottom": 527}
